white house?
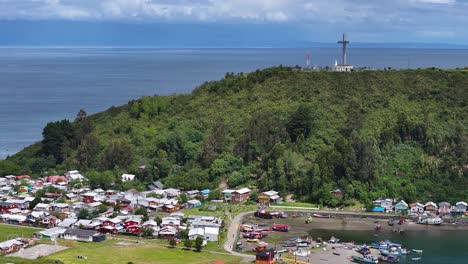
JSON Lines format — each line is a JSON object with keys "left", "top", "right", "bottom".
{"left": 34, "top": 203, "right": 52, "bottom": 212}
{"left": 188, "top": 227, "right": 219, "bottom": 242}
{"left": 452, "top": 201, "right": 467, "bottom": 214}
{"left": 65, "top": 170, "right": 85, "bottom": 181}
{"left": 121, "top": 174, "right": 136, "bottom": 182}
{"left": 410, "top": 202, "right": 424, "bottom": 215}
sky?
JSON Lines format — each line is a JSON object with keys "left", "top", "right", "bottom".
{"left": 0, "top": 0, "right": 467, "bottom": 47}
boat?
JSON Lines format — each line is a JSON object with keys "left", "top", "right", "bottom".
{"left": 296, "top": 240, "right": 312, "bottom": 247}
{"left": 371, "top": 240, "right": 401, "bottom": 249}
{"left": 380, "top": 247, "right": 408, "bottom": 257}
{"left": 305, "top": 216, "right": 313, "bottom": 224}
{"left": 392, "top": 228, "right": 404, "bottom": 234}
{"left": 246, "top": 238, "right": 259, "bottom": 242}
{"left": 387, "top": 220, "right": 394, "bottom": 226}
{"left": 329, "top": 236, "right": 340, "bottom": 243}
{"left": 313, "top": 213, "right": 331, "bottom": 218}
{"left": 411, "top": 258, "right": 422, "bottom": 261}
{"left": 351, "top": 255, "right": 378, "bottom": 264}
{"left": 412, "top": 249, "right": 423, "bottom": 254}
{"left": 378, "top": 255, "right": 399, "bottom": 263}
{"left": 282, "top": 241, "right": 297, "bottom": 247}
{"left": 333, "top": 252, "right": 341, "bottom": 256}
{"left": 417, "top": 216, "right": 442, "bottom": 225}
{"left": 375, "top": 224, "right": 382, "bottom": 231}
{"left": 272, "top": 224, "right": 290, "bottom": 232}
{"left": 356, "top": 246, "right": 372, "bottom": 255}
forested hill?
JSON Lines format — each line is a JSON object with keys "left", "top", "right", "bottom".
{"left": 3, "top": 67, "right": 468, "bottom": 206}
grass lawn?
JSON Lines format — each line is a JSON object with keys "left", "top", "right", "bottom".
{"left": 46, "top": 240, "right": 241, "bottom": 264}
{"left": 0, "top": 224, "right": 43, "bottom": 241}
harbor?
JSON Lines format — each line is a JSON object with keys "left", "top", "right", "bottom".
{"left": 236, "top": 212, "right": 468, "bottom": 263}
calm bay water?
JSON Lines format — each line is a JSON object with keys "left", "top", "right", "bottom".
{"left": 308, "top": 228, "right": 468, "bottom": 264}
{"left": 1, "top": 47, "right": 468, "bottom": 158}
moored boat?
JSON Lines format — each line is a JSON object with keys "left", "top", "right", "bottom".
{"left": 352, "top": 255, "right": 379, "bottom": 264}
{"left": 417, "top": 216, "right": 442, "bottom": 225}
{"left": 356, "top": 246, "right": 372, "bottom": 255}
{"left": 272, "top": 224, "right": 290, "bottom": 232}
{"left": 313, "top": 213, "right": 331, "bottom": 218}
{"left": 378, "top": 255, "right": 399, "bottom": 263}
{"left": 412, "top": 249, "right": 423, "bottom": 254}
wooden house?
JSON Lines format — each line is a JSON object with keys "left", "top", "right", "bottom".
{"left": 82, "top": 192, "right": 96, "bottom": 203}
{"left": 258, "top": 190, "right": 281, "bottom": 205}
{"left": 231, "top": 188, "right": 251, "bottom": 204}
{"left": 222, "top": 189, "right": 235, "bottom": 203}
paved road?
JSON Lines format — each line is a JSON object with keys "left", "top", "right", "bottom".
{"left": 223, "top": 211, "right": 256, "bottom": 263}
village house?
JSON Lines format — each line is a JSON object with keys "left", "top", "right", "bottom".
{"left": 451, "top": 201, "right": 467, "bottom": 216}
{"left": 424, "top": 201, "right": 438, "bottom": 212}
{"left": 34, "top": 227, "right": 66, "bottom": 240}
{"left": 147, "top": 181, "right": 164, "bottom": 191}
{"left": 163, "top": 188, "right": 180, "bottom": 199}
{"left": 409, "top": 202, "right": 424, "bottom": 215}
{"left": 394, "top": 200, "right": 408, "bottom": 213}
{"left": 161, "top": 217, "right": 180, "bottom": 229}
{"left": 222, "top": 189, "right": 235, "bottom": 203}
{"left": 258, "top": 190, "right": 281, "bottom": 204}
{"left": 34, "top": 203, "right": 52, "bottom": 212}
{"left": 186, "top": 199, "right": 202, "bottom": 208}
{"left": 185, "top": 190, "right": 200, "bottom": 199}
{"left": 44, "top": 176, "right": 67, "bottom": 184}
{"left": 82, "top": 192, "right": 97, "bottom": 203}
{"left": 62, "top": 228, "right": 106, "bottom": 242}
{"left": 188, "top": 226, "right": 219, "bottom": 241}
{"left": 0, "top": 202, "right": 17, "bottom": 213}
{"left": 373, "top": 198, "right": 393, "bottom": 212}
{"left": 58, "top": 218, "right": 78, "bottom": 228}
{"left": 231, "top": 188, "right": 251, "bottom": 204}
{"left": 0, "top": 239, "right": 24, "bottom": 254}
{"left": 65, "top": 170, "right": 85, "bottom": 182}
{"left": 438, "top": 202, "right": 451, "bottom": 215}
{"left": 158, "top": 226, "right": 177, "bottom": 239}
{"left": 121, "top": 174, "right": 136, "bottom": 182}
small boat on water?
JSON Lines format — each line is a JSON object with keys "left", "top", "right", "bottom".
{"left": 378, "top": 255, "right": 399, "bottom": 263}
{"left": 333, "top": 252, "right": 341, "bottom": 256}
{"left": 372, "top": 240, "right": 401, "bottom": 249}
{"left": 352, "top": 255, "right": 378, "bottom": 264}
{"left": 246, "top": 238, "right": 259, "bottom": 242}
{"left": 418, "top": 216, "right": 442, "bottom": 225}
{"left": 313, "top": 213, "right": 331, "bottom": 218}
{"left": 375, "top": 224, "right": 382, "bottom": 231}
{"left": 387, "top": 220, "right": 394, "bottom": 226}
{"left": 412, "top": 249, "right": 423, "bottom": 254}
{"left": 392, "top": 228, "right": 404, "bottom": 234}
{"left": 411, "top": 258, "right": 422, "bottom": 261}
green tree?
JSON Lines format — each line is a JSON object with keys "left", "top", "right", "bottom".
{"left": 78, "top": 208, "right": 89, "bottom": 219}
{"left": 208, "top": 189, "right": 222, "bottom": 200}
{"left": 77, "top": 134, "right": 100, "bottom": 169}
{"left": 184, "top": 239, "right": 193, "bottom": 249}
{"left": 134, "top": 207, "right": 148, "bottom": 216}
{"left": 42, "top": 119, "right": 76, "bottom": 163}
{"left": 286, "top": 104, "right": 315, "bottom": 142}
{"left": 194, "top": 236, "right": 204, "bottom": 252}
{"left": 29, "top": 197, "right": 42, "bottom": 210}
{"left": 101, "top": 140, "right": 134, "bottom": 170}
{"left": 169, "top": 238, "right": 177, "bottom": 248}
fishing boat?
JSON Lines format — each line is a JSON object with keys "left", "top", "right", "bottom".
{"left": 333, "top": 252, "right": 341, "bottom": 256}
{"left": 412, "top": 249, "right": 423, "bottom": 254}
{"left": 351, "top": 255, "right": 379, "bottom": 264}
{"left": 356, "top": 246, "right": 372, "bottom": 255}
{"left": 313, "top": 213, "right": 331, "bottom": 218}
{"left": 418, "top": 216, "right": 442, "bottom": 225}
{"left": 371, "top": 240, "right": 401, "bottom": 249}
{"left": 378, "top": 255, "right": 399, "bottom": 263}
{"left": 272, "top": 224, "right": 290, "bottom": 232}
{"left": 297, "top": 240, "right": 312, "bottom": 247}
{"left": 411, "top": 258, "right": 422, "bottom": 261}
{"left": 380, "top": 247, "right": 408, "bottom": 257}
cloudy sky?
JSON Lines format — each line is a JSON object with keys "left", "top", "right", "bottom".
{"left": 0, "top": 0, "right": 467, "bottom": 46}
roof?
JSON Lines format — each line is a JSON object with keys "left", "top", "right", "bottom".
{"left": 200, "top": 189, "right": 210, "bottom": 194}
{"left": 235, "top": 188, "right": 251, "bottom": 194}
{"left": 256, "top": 248, "right": 276, "bottom": 257}
{"left": 396, "top": 200, "right": 408, "bottom": 207}
{"left": 222, "top": 189, "right": 235, "bottom": 194}
{"left": 424, "top": 201, "right": 437, "bottom": 207}
{"left": 187, "top": 199, "right": 201, "bottom": 205}
{"left": 64, "top": 228, "right": 99, "bottom": 237}
{"left": 438, "top": 202, "right": 451, "bottom": 206}
{"left": 456, "top": 201, "right": 467, "bottom": 206}
{"left": 204, "top": 227, "right": 220, "bottom": 235}
{"left": 262, "top": 190, "right": 278, "bottom": 196}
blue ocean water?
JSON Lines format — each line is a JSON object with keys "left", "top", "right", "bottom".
{"left": 1, "top": 47, "right": 468, "bottom": 158}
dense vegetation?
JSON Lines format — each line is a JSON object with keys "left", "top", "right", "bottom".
{"left": 2, "top": 67, "right": 467, "bottom": 206}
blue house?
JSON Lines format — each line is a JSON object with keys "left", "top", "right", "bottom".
{"left": 200, "top": 189, "right": 210, "bottom": 198}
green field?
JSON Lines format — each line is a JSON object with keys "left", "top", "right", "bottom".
{"left": 45, "top": 240, "right": 241, "bottom": 264}
{"left": 0, "top": 224, "right": 42, "bottom": 241}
